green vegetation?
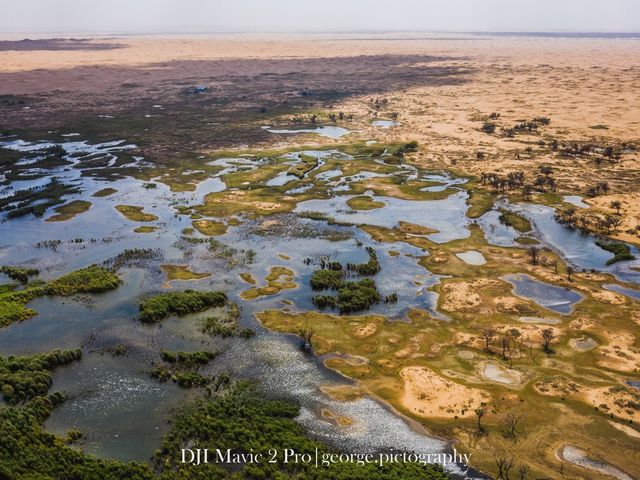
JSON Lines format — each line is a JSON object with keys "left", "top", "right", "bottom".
{"left": 46, "top": 200, "right": 91, "bottom": 222}
{"left": 310, "top": 269, "right": 344, "bottom": 290}
{"left": 115, "top": 205, "right": 159, "bottom": 222}
{"left": 498, "top": 208, "right": 532, "bottom": 233}
{"left": 134, "top": 226, "right": 158, "bottom": 233}
{"left": 596, "top": 241, "right": 636, "bottom": 265}
{"left": 0, "top": 266, "right": 39, "bottom": 284}
{"left": 347, "top": 195, "right": 385, "bottom": 210}
{"left": 0, "top": 265, "right": 120, "bottom": 326}
{"left": 0, "top": 179, "right": 81, "bottom": 219}
{"left": 160, "top": 350, "right": 218, "bottom": 368}
{"left": 0, "top": 382, "right": 449, "bottom": 479}
{"left": 240, "top": 267, "right": 297, "bottom": 300}
{"left": 92, "top": 187, "right": 118, "bottom": 197}
{"left": 313, "top": 278, "right": 381, "bottom": 313}
{"left": 348, "top": 247, "right": 381, "bottom": 275}
{"left": 288, "top": 155, "right": 319, "bottom": 178}
{"left": 201, "top": 304, "right": 254, "bottom": 338}
{"left": 46, "top": 265, "right": 120, "bottom": 296}
{"left": 138, "top": 290, "right": 227, "bottom": 323}
{"left": 161, "top": 265, "right": 210, "bottom": 282}
{"left": 192, "top": 219, "right": 227, "bottom": 236}
{"left": 0, "top": 350, "right": 82, "bottom": 404}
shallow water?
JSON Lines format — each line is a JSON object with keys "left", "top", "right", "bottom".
{"left": 455, "top": 250, "right": 486, "bottom": 265}
{"left": 371, "top": 120, "right": 400, "bottom": 128}
{"left": 603, "top": 283, "right": 640, "bottom": 301}
{"left": 295, "top": 191, "right": 471, "bottom": 244}
{"left": 563, "top": 195, "right": 589, "bottom": 208}
{"left": 502, "top": 273, "right": 583, "bottom": 315}
{"left": 267, "top": 126, "right": 351, "bottom": 139}
{"left": 561, "top": 445, "right": 633, "bottom": 480}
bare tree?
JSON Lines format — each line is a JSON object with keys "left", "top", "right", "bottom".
{"left": 541, "top": 328, "right": 555, "bottom": 353}
{"left": 475, "top": 406, "right": 486, "bottom": 432}
{"left": 505, "top": 411, "right": 527, "bottom": 441}
{"left": 482, "top": 328, "right": 496, "bottom": 352}
{"left": 566, "top": 266, "right": 574, "bottom": 282}
{"left": 494, "top": 454, "right": 515, "bottom": 480}
{"left": 528, "top": 246, "right": 540, "bottom": 265}
{"left": 518, "top": 464, "right": 530, "bottom": 480}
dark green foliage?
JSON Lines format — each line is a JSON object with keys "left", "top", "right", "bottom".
{"left": 200, "top": 304, "right": 253, "bottom": 338}
{"left": 0, "top": 384, "right": 450, "bottom": 480}
{"left": 0, "top": 266, "right": 39, "bottom": 283}
{"left": 310, "top": 269, "right": 344, "bottom": 290}
{"left": 139, "top": 290, "right": 227, "bottom": 323}
{"left": 0, "top": 349, "right": 82, "bottom": 404}
{"left": 0, "top": 265, "right": 121, "bottom": 327}
{"left": 0, "top": 394, "right": 156, "bottom": 480}
{"left": 313, "top": 279, "right": 381, "bottom": 314}
{"left": 596, "top": 241, "right": 636, "bottom": 265}
{"left": 347, "top": 247, "right": 381, "bottom": 275}
{"left": 46, "top": 265, "right": 120, "bottom": 296}
{"left": 0, "top": 179, "right": 81, "bottom": 219}
{"left": 160, "top": 350, "right": 218, "bottom": 368}
{"left": 155, "top": 382, "right": 450, "bottom": 479}
{"left": 481, "top": 122, "right": 496, "bottom": 134}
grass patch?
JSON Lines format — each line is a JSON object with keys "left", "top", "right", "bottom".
{"left": 138, "top": 290, "right": 227, "bottom": 323}
{"left": 92, "top": 187, "right": 118, "bottom": 197}
{"left": 466, "top": 188, "right": 494, "bottom": 218}
{"left": 241, "top": 267, "right": 297, "bottom": 300}
{"left": 115, "top": 205, "right": 158, "bottom": 222}
{"left": 134, "top": 226, "right": 158, "bottom": 233}
{"left": 161, "top": 265, "right": 210, "bottom": 282}
{"left": 347, "top": 195, "right": 385, "bottom": 210}
{"left": 498, "top": 209, "right": 532, "bottom": 233}
{"left": 192, "top": 219, "right": 227, "bottom": 236}
{"left": 46, "top": 200, "right": 92, "bottom": 222}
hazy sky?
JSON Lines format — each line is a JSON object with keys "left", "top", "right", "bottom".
{"left": 2, "top": 0, "right": 639, "bottom": 34}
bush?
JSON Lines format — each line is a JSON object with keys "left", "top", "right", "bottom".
{"left": 139, "top": 290, "right": 227, "bottom": 323}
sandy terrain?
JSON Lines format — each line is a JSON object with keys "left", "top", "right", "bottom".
{"left": 399, "top": 366, "right": 489, "bottom": 419}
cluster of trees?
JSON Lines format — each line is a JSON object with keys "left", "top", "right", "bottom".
{"left": 555, "top": 206, "right": 627, "bottom": 239}
{"left": 480, "top": 115, "right": 550, "bottom": 137}
{"left": 0, "top": 179, "right": 81, "bottom": 219}
{"left": 346, "top": 247, "right": 381, "bottom": 275}
{"left": 479, "top": 171, "right": 526, "bottom": 194}
{"left": 201, "top": 304, "right": 254, "bottom": 339}
{"left": 313, "top": 278, "right": 381, "bottom": 313}
{"left": 310, "top": 249, "right": 396, "bottom": 313}
{"left": 481, "top": 327, "right": 556, "bottom": 359}
{"left": 152, "top": 350, "right": 218, "bottom": 389}
{"left": 46, "top": 265, "right": 121, "bottom": 296}
{"left": 0, "top": 265, "right": 121, "bottom": 327}
{"left": 0, "top": 266, "right": 39, "bottom": 284}
{"left": 0, "top": 349, "right": 82, "bottom": 404}
{"left": 0, "top": 380, "right": 451, "bottom": 479}
{"left": 138, "top": 290, "right": 227, "bottom": 323}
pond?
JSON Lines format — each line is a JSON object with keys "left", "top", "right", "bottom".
{"left": 455, "top": 250, "right": 486, "bottom": 265}
{"left": 501, "top": 273, "right": 583, "bottom": 315}
{"left": 266, "top": 126, "right": 351, "bottom": 139}
{"left": 371, "top": 120, "right": 400, "bottom": 128}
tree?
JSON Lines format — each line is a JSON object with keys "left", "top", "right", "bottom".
{"left": 541, "top": 328, "right": 555, "bottom": 353}
{"left": 475, "top": 406, "right": 486, "bottom": 432}
{"left": 482, "top": 328, "right": 496, "bottom": 352}
{"left": 566, "top": 266, "right": 574, "bottom": 282}
{"left": 610, "top": 200, "right": 622, "bottom": 215}
{"left": 505, "top": 411, "right": 526, "bottom": 440}
{"left": 539, "top": 165, "right": 553, "bottom": 177}
{"left": 494, "top": 454, "right": 515, "bottom": 480}
{"left": 528, "top": 246, "right": 540, "bottom": 265}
